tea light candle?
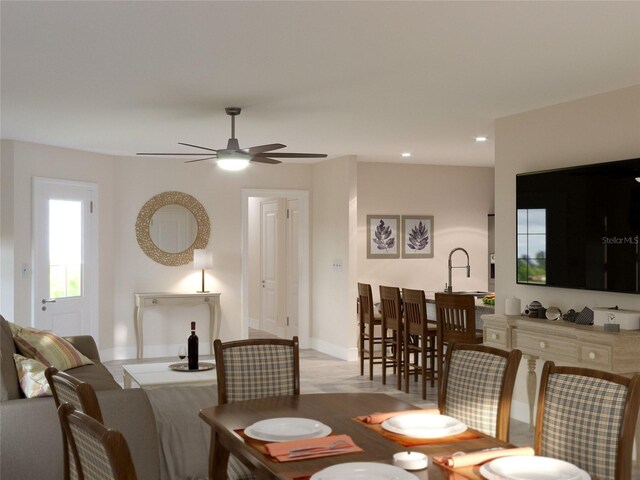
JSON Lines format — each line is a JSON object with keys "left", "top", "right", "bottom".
{"left": 392, "top": 451, "right": 428, "bottom": 470}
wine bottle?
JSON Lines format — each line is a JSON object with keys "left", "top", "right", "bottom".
{"left": 188, "top": 321, "right": 199, "bottom": 370}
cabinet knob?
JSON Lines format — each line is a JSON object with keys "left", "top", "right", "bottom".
{"left": 152, "top": 298, "right": 158, "bottom": 305}
{"left": 491, "top": 333, "right": 498, "bottom": 340}
{"left": 589, "top": 351, "right": 596, "bottom": 360}
{"left": 204, "top": 297, "right": 210, "bottom": 303}
{"left": 539, "top": 341, "right": 546, "bottom": 349}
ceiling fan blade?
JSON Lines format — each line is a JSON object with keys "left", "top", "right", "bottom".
{"left": 178, "top": 142, "right": 218, "bottom": 152}
{"left": 251, "top": 157, "right": 282, "bottom": 165}
{"left": 242, "top": 143, "right": 286, "bottom": 155}
{"left": 137, "top": 152, "right": 214, "bottom": 156}
{"left": 254, "top": 152, "right": 327, "bottom": 158}
{"left": 184, "top": 156, "right": 217, "bottom": 163}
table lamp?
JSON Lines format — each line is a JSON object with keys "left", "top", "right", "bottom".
{"left": 193, "top": 249, "right": 214, "bottom": 293}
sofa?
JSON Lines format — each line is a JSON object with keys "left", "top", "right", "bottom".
{"left": 0, "top": 315, "right": 160, "bottom": 480}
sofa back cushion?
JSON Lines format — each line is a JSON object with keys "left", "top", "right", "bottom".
{"left": 1, "top": 315, "right": 22, "bottom": 400}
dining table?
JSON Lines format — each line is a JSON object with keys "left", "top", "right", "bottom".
{"left": 199, "top": 392, "right": 513, "bottom": 480}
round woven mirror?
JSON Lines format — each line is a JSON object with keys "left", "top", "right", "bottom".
{"left": 135, "top": 191, "right": 210, "bottom": 266}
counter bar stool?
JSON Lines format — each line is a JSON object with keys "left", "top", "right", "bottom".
{"left": 357, "top": 282, "right": 383, "bottom": 380}
{"left": 401, "top": 288, "right": 437, "bottom": 399}
{"left": 379, "top": 285, "right": 403, "bottom": 390}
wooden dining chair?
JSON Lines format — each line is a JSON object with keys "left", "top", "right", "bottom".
{"left": 401, "top": 288, "right": 437, "bottom": 399}
{"left": 214, "top": 337, "right": 300, "bottom": 405}
{"left": 58, "top": 403, "right": 137, "bottom": 480}
{"left": 434, "top": 292, "right": 483, "bottom": 391}
{"left": 379, "top": 285, "right": 403, "bottom": 390}
{"left": 439, "top": 343, "right": 522, "bottom": 442}
{"left": 535, "top": 361, "right": 640, "bottom": 480}
{"left": 45, "top": 366, "right": 104, "bottom": 480}
{"left": 357, "top": 282, "right": 383, "bottom": 380}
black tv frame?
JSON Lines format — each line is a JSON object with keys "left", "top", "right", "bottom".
{"left": 516, "top": 157, "right": 640, "bottom": 294}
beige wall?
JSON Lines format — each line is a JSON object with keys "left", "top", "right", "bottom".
{"left": 357, "top": 163, "right": 495, "bottom": 295}
{"left": 1, "top": 141, "right": 117, "bottom": 348}
{"left": 495, "top": 84, "right": 640, "bottom": 422}
{"left": 311, "top": 156, "right": 357, "bottom": 358}
{"left": 1, "top": 141, "right": 313, "bottom": 359}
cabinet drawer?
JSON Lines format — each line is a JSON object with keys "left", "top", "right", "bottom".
{"left": 513, "top": 330, "right": 578, "bottom": 360}
{"left": 579, "top": 343, "right": 612, "bottom": 368}
{"left": 141, "top": 296, "right": 215, "bottom": 307}
{"left": 484, "top": 326, "right": 508, "bottom": 348}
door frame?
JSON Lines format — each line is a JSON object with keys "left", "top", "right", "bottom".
{"left": 241, "top": 189, "right": 309, "bottom": 348}
{"left": 31, "top": 177, "right": 99, "bottom": 341}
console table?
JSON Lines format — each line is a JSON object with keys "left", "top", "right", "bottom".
{"left": 482, "top": 313, "right": 640, "bottom": 426}
{"left": 133, "top": 292, "right": 221, "bottom": 359}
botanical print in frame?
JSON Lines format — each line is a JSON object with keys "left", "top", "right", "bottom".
{"left": 401, "top": 215, "right": 434, "bottom": 258}
{"left": 367, "top": 215, "right": 400, "bottom": 259}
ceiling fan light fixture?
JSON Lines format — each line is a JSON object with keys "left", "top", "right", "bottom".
{"left": 217, "top": 157, "right": 250, "bottom": 171}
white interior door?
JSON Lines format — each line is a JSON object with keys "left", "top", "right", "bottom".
{"left": 260, "top": 198, "right": 286, "bottom": 337}
{"left": 33, "top": 178, "right": 97, "bottom": 338}
{"left": 285, "top": 198, "right": 300, "bottom": 339}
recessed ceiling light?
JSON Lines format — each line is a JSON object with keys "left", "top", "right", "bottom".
{"left": 401, "top": 152, "right": 412, "bottom": 157}
{"left": 475, "top": 136, "right": 488, "bottom": 142}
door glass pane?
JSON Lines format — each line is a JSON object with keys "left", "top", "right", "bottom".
{"left": 49, "top": 200, "right": 82, "bottom": 298}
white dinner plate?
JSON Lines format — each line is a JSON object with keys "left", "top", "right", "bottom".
{"left": 244, "top": 417, "right": 331, "bottom": 442}
{"left": 310, "top": 462, "right": 418, "bottom": 480}
{"left": 479, "top": 455, "right": 591, "bottom": 480}
{"left": 381, "top": 413, "right": 467, "bottom": 438}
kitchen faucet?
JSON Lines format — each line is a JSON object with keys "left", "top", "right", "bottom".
{"left": 446, "top": 247, "right": 470, "bottom": 293}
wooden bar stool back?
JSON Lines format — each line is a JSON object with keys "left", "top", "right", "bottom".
{"left": 434, "top": 292, "right": 483, "bottom": 391}
{"left": 379, "top": 285, "right": 403, "bottom": 390}
{"left": 401, "top": 288, "right": 437, "bottom": 399}
{"left": 357, "top": 282, "right": 383, "bottom": 380}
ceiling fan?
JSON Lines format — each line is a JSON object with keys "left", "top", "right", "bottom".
{"left": 137, "top": 107, "right": 327, "bottom": 170}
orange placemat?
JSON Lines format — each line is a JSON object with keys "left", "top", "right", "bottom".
{"left": 353, "top": 418, "right": 482, "bottom": 447}
{"left": 235, "top": 429, "right": 363, "bottom": 463}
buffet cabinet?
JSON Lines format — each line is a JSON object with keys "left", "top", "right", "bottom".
{"left": 482, "top": 313, "right": 640, "bottom": 428}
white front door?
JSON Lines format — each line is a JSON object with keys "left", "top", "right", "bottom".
{"left": 33, "top": 178, "right": 97, "bottom": 338}
{"left": 260, "top": 198, "right": 286, "bottom": 337}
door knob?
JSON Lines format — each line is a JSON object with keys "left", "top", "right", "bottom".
{"left": 42, "top": 298, "right": 57, "bottom": 304}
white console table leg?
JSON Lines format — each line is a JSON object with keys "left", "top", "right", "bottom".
{"left": 134, "top": 305, "right": 143, "bottom": 359}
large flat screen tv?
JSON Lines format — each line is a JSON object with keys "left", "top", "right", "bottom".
{"left": 516, "top": 158, "right": 640, "bottom": 294}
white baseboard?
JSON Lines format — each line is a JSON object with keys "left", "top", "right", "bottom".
{"left": 309, "top": 337, "right": 358, "bottom": 362}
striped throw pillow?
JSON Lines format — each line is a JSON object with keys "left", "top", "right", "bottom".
{"left": 13, "top": 354, "right": 52, "bottom": 398}
{"left": 9, "top": 323, "right": 93, "bottom": 371}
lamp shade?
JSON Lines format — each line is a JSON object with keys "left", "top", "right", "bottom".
{"left": 193, "top": 249, "right": 214, "bottom": 270}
